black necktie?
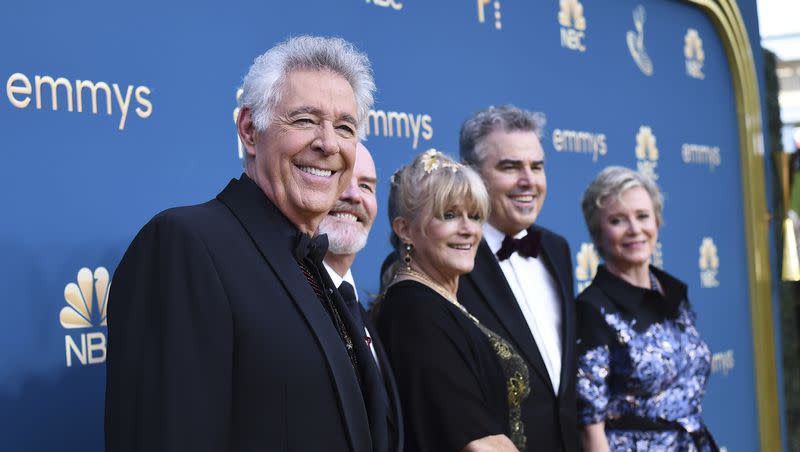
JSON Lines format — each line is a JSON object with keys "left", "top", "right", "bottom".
{"left": 338, "top": 281, "right": 365, "bottom": 328}
{"left": 496, "top": 230, "right": 542, "bottom": 261}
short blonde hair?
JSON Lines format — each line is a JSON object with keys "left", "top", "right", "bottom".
{"left": 388, "top": 149, "right": 490, "bottom": 249}
{"left": 581, "top": 166, "right": 664, "bottom": 257}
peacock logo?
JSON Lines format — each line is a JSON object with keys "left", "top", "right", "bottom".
{"left": 699, "top": 237, "right": 720, "bottom": 288}
{"left": 650, "top": 241, "right": 663, "bottom": 268}
{"left": 635, "top": 126, "right": 659, "bottom": 180}
{"left": 558, "top": 0, "right": 586, "bottom": 30}
{"left": 575, "top": 243, "right": 599, "bottom": 293}
{"left": 559, "top": 0, "right": 587, "bottom": 51}
{"left": 60, "top": 267, "right": 110, "bottom": 367}
{"left": 684, "top": 29, "right": 705, "bottom": 79}
{"left": 60, "top": 267, "right": 109, "bottom": 328}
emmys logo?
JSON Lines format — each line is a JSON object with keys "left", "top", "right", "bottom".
{"left": 552, "top": 128, "right": 607, "bottom": 161}
{"left": 682, "top": 143, "right": 721, "bottom": 170}
{"left": 477, "top": 0, "right": 502, "bottom": 30}
{"left": 684, "top": 29, "right": 705, "bottom": 79}
{"left": 699, "top": 237, "right": 720, "bottom": 288}
{"left": 367, "top": 0, "right": 403, "bottom": 11}
{"left": 365, "top": 109, "right": 433, "bottom": 149}
{"left": 575, "top": 243, "right": 599, "bottom": 292}
{"left": 626, "top": 5, "right": 653, "bottom": 76}
{"left": 651, "top": 241, "right": 663, "bottom": 268}
{"left": 558, "top": 0, "right": 586, "bottom": 52}
{"left": 60, "top": 267, "right": 110, "bottom": 367}
{"left": 5, "top": 72, "right": 153, "bottom": 130}
{"left": 635, "top": 126, "right": 659, "bottom": 180}
{"left": 711, "top": 349, "right": 734, "bottom": 375}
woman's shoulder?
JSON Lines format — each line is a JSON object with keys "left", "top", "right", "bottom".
{"left": 576, "top": 279, "right": 615, "bottom": 313}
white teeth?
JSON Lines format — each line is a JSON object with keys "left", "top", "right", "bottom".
{"left": 332, "top": 213, "right": 358, "bottom": 222}
{"left": 511, "top": 195, "right": 534, "bottom": 202}
{"left": 298, "top": 166, "right": 333, "bottom": 177}
{"left": 450, "top": 244, "right": 472, "bottom": 250}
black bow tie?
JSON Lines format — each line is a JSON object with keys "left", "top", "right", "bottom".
{"left": 496, "top": 230, "right": 542, "bottom": 261}
{"left": 294, "top": 232, "right": 329, "bottom": 264}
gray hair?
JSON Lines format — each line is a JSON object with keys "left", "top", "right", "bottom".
{"left": 388, "top": 149, "right": 490, "bottom": 250}
{"left": 459, "top": 104, "right": 545, "bottom": 167}
{"left": 238, "top": 35, "right": 375, "bottom": 138}
{"left": 581, "top": 166, "right": 664, "bottom": 257}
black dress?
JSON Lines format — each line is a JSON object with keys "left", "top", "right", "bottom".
{"left": 376, "top": 280, "right": 530, "bottom": 451}
{"left": 576, "top": 265, "right": 717, "bottom": 451}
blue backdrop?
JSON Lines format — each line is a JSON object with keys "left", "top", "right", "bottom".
{"left": 0, "top": 0, "right": 779, "bottom": 450}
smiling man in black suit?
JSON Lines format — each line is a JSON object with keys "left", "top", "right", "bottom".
{"left": 105, "top": 36, "right": 393, "bottom": 452}
{"left": 457, "top": 105, "right": 579, "bottom": 452}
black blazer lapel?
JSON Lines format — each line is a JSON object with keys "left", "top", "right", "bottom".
{"left": 364, "top": 309, "right": 403, "bottom": 451}
{"left": 535, "top": 226, "right": 576, "bottom": 399}
{"left": 216, "top": 176, "right": 372, "bottom": 452}
{"left": 466, "top": 239, "right": 554, "bottom": 391}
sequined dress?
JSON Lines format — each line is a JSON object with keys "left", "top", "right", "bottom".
{"left": 576, "top": 265, "right": 717, "bottom": 451}
{"left": 376, "top": 280, "right": 531, "bottom": 451}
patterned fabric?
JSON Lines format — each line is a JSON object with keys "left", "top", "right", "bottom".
{"left": 473, "top": 322, "right": 530, "bottom": 450}
{"left": 576, "top": 265, "right": 715, "bottom": 452}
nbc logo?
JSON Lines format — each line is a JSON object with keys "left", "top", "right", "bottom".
{"left": 651, "top": 241, "right": 663, "bottom": 268}
{"left": 575, "top": 243, "right": 599, "bottom": 292}
{"left": 478, "top": 0, "right": 502, "bottom": 30}
{"left": 684, "top": 29, "right": 705, "bottom": 79}
{"left": 635, "top": 126, "right": 659, "bottom": 180}
{"left": 626, "top": 5, "right": 653, "bottom": 76}
{"left": 559, "top": 0, "right": 587, "bottom": 52}
{"left": 60, "top": 267, "right": 110, "bottom": 367}
{"left": 699, "top": 237, "right": 720, "bottom": 288}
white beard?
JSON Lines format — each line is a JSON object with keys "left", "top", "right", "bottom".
{"left": 319, "top": 218, "right": 369, "bottom": 255}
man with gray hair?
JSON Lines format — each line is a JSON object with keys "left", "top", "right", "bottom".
{"left": 457, "top": 105, "right": 580, "bottom": 451}
{"left": 105, "top": 36, "right": 391, "bottom": 452}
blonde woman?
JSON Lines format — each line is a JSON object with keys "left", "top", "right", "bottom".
{"left": 377, "top": 150, "right": 530, "bottom": 452}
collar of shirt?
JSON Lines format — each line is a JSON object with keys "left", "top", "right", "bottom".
{"left": 483, "top": 222, "right": 530, "bottom": 256}
{"left": 594, "top": 264, "right": 686, "bottom": 322}
{"left": 322, "top": 261, "right": 358, "bottom": 302}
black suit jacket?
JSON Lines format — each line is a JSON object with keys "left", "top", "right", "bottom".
{"left": 457, "top": 225, "right": 579, "bottom": 452}
{"left": 105, "top": 175, "right": 397, "bottom": 452}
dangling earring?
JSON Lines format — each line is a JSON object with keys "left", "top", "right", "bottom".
{"left": 404, "top": 243, "right": 414, "bottom": 270}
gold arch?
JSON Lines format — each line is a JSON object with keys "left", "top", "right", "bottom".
{"left": 686, "top": 0, "right": 780, "bottom": 450}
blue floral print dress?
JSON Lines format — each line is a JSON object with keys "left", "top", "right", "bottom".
{"left": 575, "top": 265, "right": 717, "bottom": 451}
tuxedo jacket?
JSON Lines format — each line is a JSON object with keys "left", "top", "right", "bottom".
{"left": 457, "top": 225, "right": 579, "bottom": 452}
{"left": 105, "top": 175, "right": 399, "bottom": 452}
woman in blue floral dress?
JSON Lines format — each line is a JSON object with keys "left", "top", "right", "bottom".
{"left": 575, "top": 167, "right": 717, "bottom": 452}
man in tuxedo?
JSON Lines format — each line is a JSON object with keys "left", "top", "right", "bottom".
{"left": 105, "top": 36, "right": 393, "bottom": 452}
{"left": 457, "top": 105, "right": 579, "bottom": 451}
{"left": 318, "top": 143, "right": 403, "bottom": 451}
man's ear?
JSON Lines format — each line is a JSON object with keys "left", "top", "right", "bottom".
{"left": 237, "top": 107, "right": 258, "bottom": 158}
{"left": 392, "top": 217, "right": 412, "bottom": 244}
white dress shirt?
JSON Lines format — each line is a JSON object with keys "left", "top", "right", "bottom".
{"left": 323, "top": 262, "right": 380, "bottom": 367}
{"left": 483, "top": 223, "right": 563, "bottom": 394}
